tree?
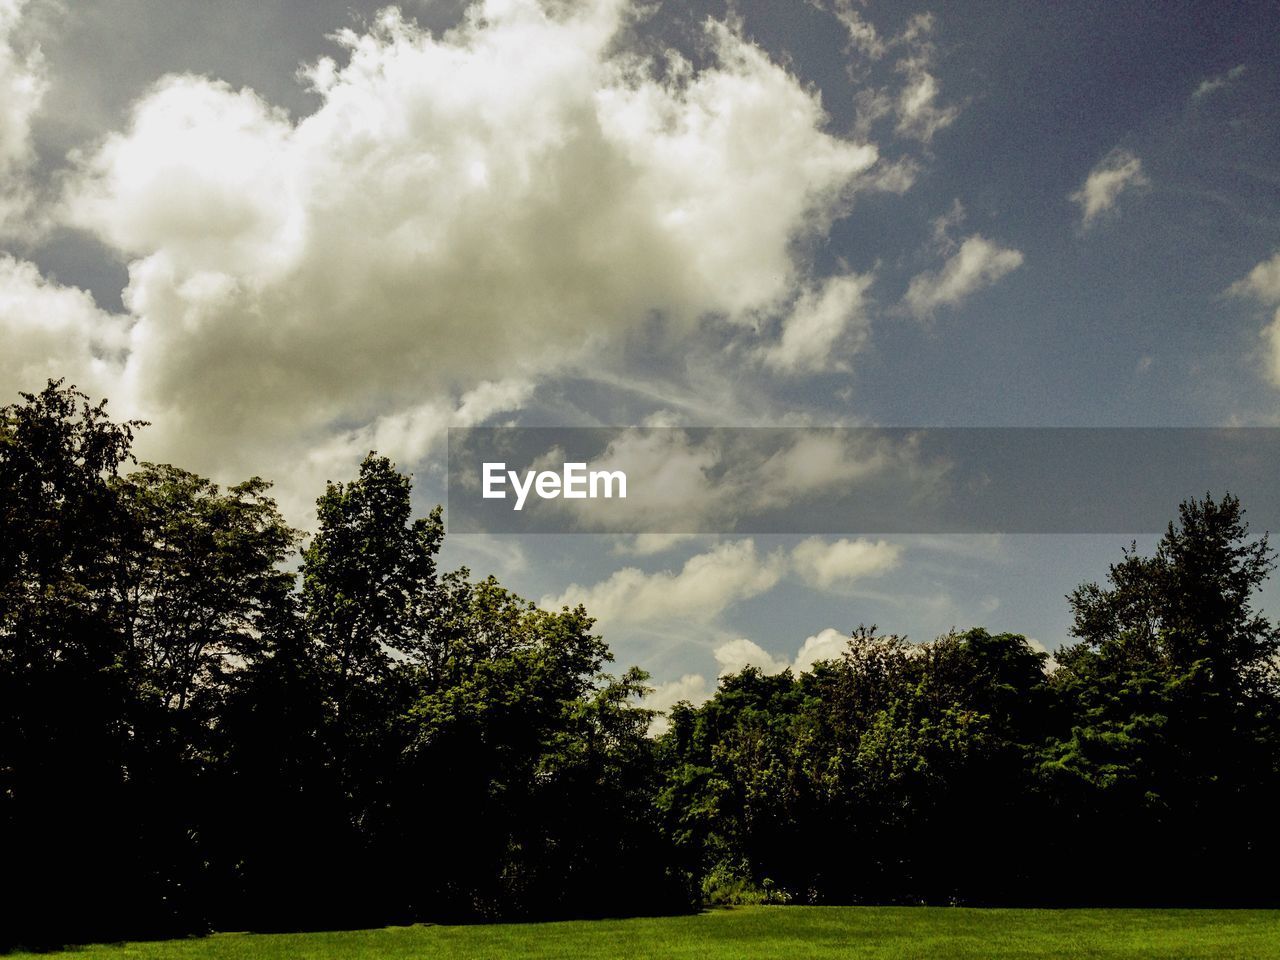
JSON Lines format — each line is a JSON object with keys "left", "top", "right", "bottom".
{"left": 0, "top": 381, "right": 150, "bottom": 947}
{"left": 1065, "top": 493, "right": 1279, "bottom": 699}
{"left": 1041, "top": 493, "right": 1280, "bottom": 905}
{"left": 302, "top": 454, "right": 443, "bottom": 708}
{"left": 113, "top": 463, "right": 299, "bottom": 715}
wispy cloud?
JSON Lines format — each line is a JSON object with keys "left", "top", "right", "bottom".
{"left": 1071, "top": 149, "right": 1150, "bottom": 230}
{"left": 542, "top": 539, "right": 789, "bottom": 626}
{"left": 757, "top": 272, "right": 875, "bottom": 374}
{"left": 835, "top": 7, "right": 959, "bottom": 144}
{"left": 903, "top": 234, "right": 1024, "bottom": 318}
{"left": 1191, "top": 64, "right": 1246, "bottom": 102}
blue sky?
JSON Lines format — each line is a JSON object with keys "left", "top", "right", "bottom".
{"left": 2, "top": 0, "right": 1278, "bottom": 711}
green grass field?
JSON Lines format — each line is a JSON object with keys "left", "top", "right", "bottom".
{"left": 12, "top": 907, "right": 1280, "bottom": 959}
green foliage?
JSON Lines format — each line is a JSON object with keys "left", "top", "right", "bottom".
{"left": 302, "top": 454, "right": 443, "bottom": 689}
{"left": 657, "top": 627, "right": 1054, "bottom": 905}
{"left": 1, "top": 385, "right": 680, "bottom": 948}
{"left": 1039, "top": 493, "right": 1280, "bottom": 903}
{"left": 5, "top": 380, "right": 1280, "bottom": 948}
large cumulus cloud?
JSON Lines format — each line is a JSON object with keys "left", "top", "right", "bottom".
{"left": 48, "top": 0, "right": 882, "bottom": 503}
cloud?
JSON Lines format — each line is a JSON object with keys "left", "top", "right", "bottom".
{"left": 614, "top": 533, "right": 699, "bottom": 556}
{"left": 1229, "top": 251, "right": 1280, "bottom": 387}
{"left": 522, "top": 427, "right": 921, "bottom": 533}
{"left": 1070, "top": 149, "right": 1150, "bottom": 229}
{"left": 641, "top": 672, "right": 713, "bottom": 734}
{"left": 790, "top": 536, "right": 902, "bottom": 588}
{"left": 290, "top": 376, "right": 534, "bottom": 519}
{"left": 544, "top": 535, "right": 902, "bottom": 632}
{"left": 827, "top": 0, "right": 886, "bottom": 61}
{"left": 0, "top": 255, "right": 130, "bottom": 400}
{"left": 644, "top": 672, "right": 712, "bottom": 711}
{"left": 0, "top": 0, "right": 46, "bottom": 231}
{"left": 891, "top": 14, "right": 958, "bottom": 143}
{"left": 758, "top": 272, "right": 874, "bottom": 374}
{"left": 541, "top": 539, "right": 788, "bottom": 627}
{"left": 903, "top": 234, "right": 1024, "bottom": 318}
{"left": 715, "top": 637, "right": 791, "bottom": 675}
{"left": 715, "top": 627, "right": 851, "bottom": 677}
{"left": 20, "top": 0, "right": 883, "bottom": 516}
{"left": 792, "top": 627, "right": 850, "bottom": 671}
{"left": 1191, "top": 64, "right": 1245, "bottom": 101}
{"left": 640, "top": 626, "right": 854, "bottom": 732}
{"left": 844, "top": 10, "right": 957, "bottom": 144}
{"left": 1230, "top": 251, "right": 1280, "bottom": 304}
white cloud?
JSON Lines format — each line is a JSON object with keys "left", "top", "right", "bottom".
{"left": 828, "top": 0, "right": 886, "bottom": 60}
{"left": 903, "top": 234, "right": 1024, "bottom": 318}
{"left": 641, "top": 672, "right": 713, "bottom": 735}
{"left": 23, "top": 0, "right": 884, "bottom": 516}
{"left": 0, "top": 256, "right": 130, "bottom": 400}
{"left": 715, "top": 637, "right": 791, "bottom": 675}
{"left": 289, "top": 376, "right": 534, "bottom": 520}
{"left": 844, "top": 10, "right": 958, "bottom": 144}
{"left": 442, "top": 532, "right": 529, "bottom": 581}
{"left": 895, "top": 62, "right": 956, "bottom": 143}
{"left": 1191, "top": 64, "right": 1245, "bottom": 101}
{"left": 1230, "top": 251, "right": 1280, "bottom": 304}
{"left": 615, "top": 533, "right": 699, "bottom": 556}
{"left": 791, "top": 536, "right": 902, "bottom": 588}
{"left": 640, "top": 626, "right": 854, "bottom": 733}
{"left": 1070, "top": 149, "right": 1150, "bottom": 230}
{"left": 715, "top": 626, "right": 850, "bottom": 676}
{"left": 758, "top": 272, "right": 874, "bottom": 374}
{"left": 529, "top": 427, "right": 914, "bottom": 533}
{"left": 0, "top": 0, "right": 45, "bottom": 230}
{"left": 544, "top": 534, "right": 903, "bottom": 634}
{"left": 644, "top": 672, "right": 712, "bottom": 711}
{"left": 892, "top": 15, "right": 958, "bottom": 143}
{"left": 1229, "top": 251, "right": 1280, "bottom": 387}
{"left": 792, "top": 627, "right": 849, "bottom": 671}
{"left": 542, "top": 539, "right": 787, "bottom": 627}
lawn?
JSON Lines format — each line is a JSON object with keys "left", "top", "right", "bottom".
{"left": 11, "top": 907, "right": 1280, "bottom": 959}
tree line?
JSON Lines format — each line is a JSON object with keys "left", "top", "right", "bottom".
{"left": 3, "top": 380, "right": 1280, "bottom": 949}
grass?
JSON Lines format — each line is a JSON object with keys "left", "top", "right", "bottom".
{"left": 11, "top": 906, "right": 1280, "bottom": 959}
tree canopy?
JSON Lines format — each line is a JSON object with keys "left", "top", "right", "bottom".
{"left": 3, "top": 380, "right": 1280, "bottom": 949}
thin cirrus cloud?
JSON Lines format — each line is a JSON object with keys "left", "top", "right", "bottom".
{"left": 1191, "top": 64, "right": 1246, "bottom": 102}
{"left": 1, "top": 0, "right": 891, "bottom": 519}
{"left": 1070, "top": 148, "right": 1150, "bottom": 230}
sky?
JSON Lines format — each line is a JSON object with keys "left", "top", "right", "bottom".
{"left": 3, "top": 0, "right": 1279, "bottom": 715}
